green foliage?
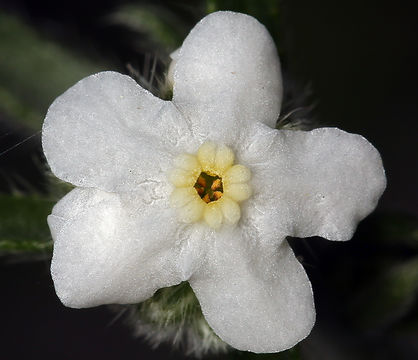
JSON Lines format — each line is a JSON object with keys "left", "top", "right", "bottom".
{"left": 0, "top": 194, "right": 54, "bottom": 258}
{"left": 138, "top": 281, "right": 203, "bottom": 327}
{"left": 377, "top": 214, "right": 418, "bottom": 249}
{"left": 0, "top": 85, "right": 42, "bottom": 130}
{"left": 350, "top": 257, "right": 418, "bottom": 329}
{"left": 109, "top": 4, "right": 188, "bottom": 52}
{"left": 0, "top": 12, "right": 107, "bottom": 129}
{"left": 128, "top": 281, "right": 229, "bottom": 356}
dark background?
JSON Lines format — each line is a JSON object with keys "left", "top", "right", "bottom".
{"left": 0, "top": 0, "right": 417, "bottom": 359}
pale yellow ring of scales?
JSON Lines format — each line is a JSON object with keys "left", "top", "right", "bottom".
{"left": 168, "top": 142, "right": 252, "bottom": 229}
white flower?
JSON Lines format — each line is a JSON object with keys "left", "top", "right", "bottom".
{"left": 42, "top": 11, "right": 386, "bottom": 353}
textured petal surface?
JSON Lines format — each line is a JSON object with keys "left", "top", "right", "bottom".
{"left": 239, "top": 123, "right": 386, "bottom": 242}
{"left": 42, "top": 71, "right": 195, "bottom": 192}
{"left": 172, "top": 11, "right": 282, "bottom": 144}
{"left": 49, "top": 187, "right": 203, "bottom": 308}
{"left": 189, "top": 232, "right": 315, "bottom": 353}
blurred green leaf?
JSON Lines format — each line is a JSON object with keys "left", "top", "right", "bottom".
{"left": 392, "top": 302, "right": 418, "bottom": 334}
{"left": 0, "top": 85, "right": 42, "bottom": 129}
{"left": 0, "top": 12, "right": 108, "bottom": 129}
{"left": 137, "top": 281, "right": 203, "bottom": 326}
{"left": 350, "top": 257, "right": 418, "bottom": 329}
{"left": 377, "top": 214, "right": 418, "bottom": 249}
{"left": 109, "top": 4, "right": 189, "bottom": 52}
{"left": 0, "top": 194, "right": 54, "bottom": 258}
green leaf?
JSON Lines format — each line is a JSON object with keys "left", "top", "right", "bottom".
{"left": 130, "top": 282, "right": 229, "bottom": 355}
{"left": 350, "top": 257, "right": 418, "bottom": 329}
{"left": 0, "top": 194, "right": 54, "bottom": 259}
{"left": 0, "top": 85, "right": 42, "bottom": 130}
{"left": 377, "top": 214, "right": 418, "bottom": 249}
{"left": 0, "top": 12, "right": 108, "bottom": 129}
{"left": 109, "top": 4, "right": 189, "bottom": 52}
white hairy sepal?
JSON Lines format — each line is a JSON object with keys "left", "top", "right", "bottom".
{"left": 118, "top": 282, "right": 230, "bottom": 357}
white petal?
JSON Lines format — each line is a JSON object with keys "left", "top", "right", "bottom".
{"left": 189, "top": 233, "right": 315, "bottom": 353}
{"left": 166, "top": 48, "right": 181, "bottom": 90}
{"left": 49, "top": 187, "right": 200, "bottom": 308}
{"left": 47, "top": 215, "right": 65, "bottom": 240}
{"left": 172, "top": 11, "right": 282, "bottom": 144}
{"left": 240, "top": 123, "right": 386, "bottom": 242}
{"left": 47, "top": 187, "right": 106, "bottom": 239}
{"left": 42, "top": 71, "right": 195, "bottom": 192}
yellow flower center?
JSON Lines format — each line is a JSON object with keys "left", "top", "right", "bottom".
{"left": 168, "top": 142, "right": 252, "bottom": 229}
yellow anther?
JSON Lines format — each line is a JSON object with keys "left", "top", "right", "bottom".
{"left": 195, "top": 186, "right": 205, "bottom": 196}
{"left": 211, "top": 178, "right": 222, "bottom": 191}
{"left": 196, "top": 176, "right": 207, "bottom": 188}
{"left": 212, "top": 191, "right": 223, "bottom": 201}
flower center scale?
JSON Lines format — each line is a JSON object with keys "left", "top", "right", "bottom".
{"left": 168, "top": 142, "right": 252, "bottom": 229}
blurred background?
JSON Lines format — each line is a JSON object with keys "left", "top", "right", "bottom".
{"left": 0, "top": 0, "right": 417, "bottom": 359}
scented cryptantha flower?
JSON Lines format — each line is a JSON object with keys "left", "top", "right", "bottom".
{"left": 42, "top": 11, "right": 386, "bottom": 353}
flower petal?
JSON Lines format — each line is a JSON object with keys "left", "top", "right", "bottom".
{"left": 172, "top": 11, "right": 282, "bottom": 144}
{"left": 189, "top": 233, "right": 315, "bottom": 353}
{"left": 241, "top": 123, "right": 386, "bottom": 242}
{"left": 49, "top": 187, "right": 201, "bottom": 308}
{"left": 42, "top": 71, "right": 194, "bottom": 192}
